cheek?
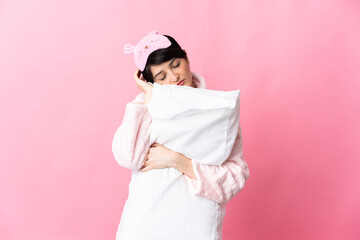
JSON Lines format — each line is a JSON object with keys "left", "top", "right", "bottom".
{"left": 182, "top": 64, "right": 190, "bottom": 73}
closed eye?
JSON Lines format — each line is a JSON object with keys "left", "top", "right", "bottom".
{"left": 159, "top": 59, "right": 180, "bottom": 80}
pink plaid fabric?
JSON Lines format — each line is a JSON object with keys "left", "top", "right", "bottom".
{"left": 112, "top": 74, "right": 250, "bottom": 204}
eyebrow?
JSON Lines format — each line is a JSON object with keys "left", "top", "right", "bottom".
{"left": 154, "top": 58, "right": 177, "bottom": 79}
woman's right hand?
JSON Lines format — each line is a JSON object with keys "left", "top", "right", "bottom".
{"left": 134, "top": 69, "right": 152, "bottom": 93}
{"left": 133, "top": 69, "right": 153, "bottom": 104}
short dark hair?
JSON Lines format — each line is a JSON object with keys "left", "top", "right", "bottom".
{"left": 141, "top": 35, "right": 188, "bottom": 83}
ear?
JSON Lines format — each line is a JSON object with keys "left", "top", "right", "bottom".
{"left": 123, "top": 44, "right": 135, "bottom": 54}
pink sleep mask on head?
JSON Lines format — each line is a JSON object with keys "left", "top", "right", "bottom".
{"left": 123, "top": 30, "right": 172, "bottom": 71}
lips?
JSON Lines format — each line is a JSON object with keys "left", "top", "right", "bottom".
{"left": 177, "top": 79, "right": 185, "bottom": 85}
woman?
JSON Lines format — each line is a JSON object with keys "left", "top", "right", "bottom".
{"left": 112, "top": 31, "right": 250, "bottom": 240}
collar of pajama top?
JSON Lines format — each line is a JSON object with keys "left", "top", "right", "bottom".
{"left": 191, "top": 72, "right": 207, "bottom": 89}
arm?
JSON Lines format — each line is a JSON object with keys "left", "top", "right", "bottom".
{"left": 171, "top": 154, "right": 197, "bottom": 179}
{"left": 181, "top": 124, "right": 250, "bottom": 205}
{"left": 111, "top": 92, "right": 152, "bottom": 170}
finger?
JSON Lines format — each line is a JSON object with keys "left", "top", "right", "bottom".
{"left": 141, "top": 165, "right": 151, "bottom": 172}
{"left": 134, "top": 69, "right": 141, "bottom": 79}
{"left": 137, "top": 69, "right": 144, "bottom": 80}
{"left": 134, "top": 71, "right": 139, "bottom": 80}
{"left": 141, "top": 159, "right": 148, "bottom": 168}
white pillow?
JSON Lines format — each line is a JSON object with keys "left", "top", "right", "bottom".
{"left": 145, "top": 82, "right": 240, "bottom": 166}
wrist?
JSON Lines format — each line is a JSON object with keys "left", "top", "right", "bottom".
{"left": 170, "top": 154, "right": 180, "bottom": 169}
{"left": 143, "top": 90, "right": 152, "bottom": 105}
{"left": 170, "top": 153, "right": 196, "bottom": 179}
{"left": 172, "top": 153, "right": 191, "bottom": 170}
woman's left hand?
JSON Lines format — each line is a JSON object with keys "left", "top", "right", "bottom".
{"left": 140, "top": 143, "right": 178, "bottom": 172}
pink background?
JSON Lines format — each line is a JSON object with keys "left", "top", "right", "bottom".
{"left": 1, "top": 0, "right": 359, "bottom": 239}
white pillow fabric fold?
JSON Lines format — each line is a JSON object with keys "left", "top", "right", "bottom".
{"left": 146, "top": 82, "right": 240, "bottom": 166}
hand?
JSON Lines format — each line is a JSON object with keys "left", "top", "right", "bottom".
{"left": 140, "top": 143, "right": 178, "bottom": 172}
{"left": 134, "top": 69, "right": 153, "bottom": 94}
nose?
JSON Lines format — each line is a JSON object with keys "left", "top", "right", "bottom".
{"left": 169, "top": 71, "right": 179, "bottom": 83}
